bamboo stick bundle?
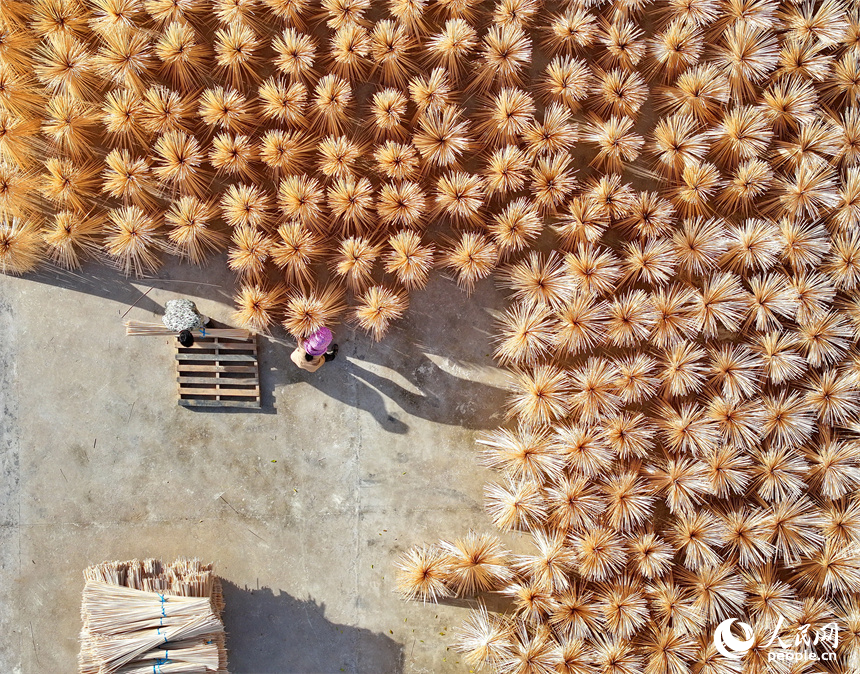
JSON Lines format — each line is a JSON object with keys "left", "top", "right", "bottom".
{"left": 82, "top": 581, "right": 214, "bottom": 634}
{"left": 119, "top": 660, "right": 222, "bottom": 673}
{"left": 0, "top": 216, "right": 44, "bottom": 275}
{"left": 139, "top": 573, "right": 172, "bottom": 594}
{"left": 86, "top": 612, "right": 215, "bottom": 637}
{"left": 124, "top": 558, "right": 162, "bottom": 591}
{"left": 124, "top": 321, "right": 251, "bottom": 339}
{"left": 84, "top": 560, "right": 127, "bottom": 586}
{"left": 116, "top": 640, "right": 221, "bottom": 672}
{"left": 282, "top": 283, "right": 346, "bottom": 338}
{"left": 210, "top": 580, "right": 225, "bottom": 618}
{"left": 165, "top": 570, "right": 215, "bottom": 601}
{"left": 88, "top": 613, "right": 224, "bottom": 672}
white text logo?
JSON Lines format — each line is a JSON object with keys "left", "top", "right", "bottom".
{"left": 713, "top": 616, "right": 840, "bottom": 664}
{"left": 714, "top": 619, "right": 755, "bottom": 659}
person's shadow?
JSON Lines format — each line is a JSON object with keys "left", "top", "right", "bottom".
{"left": 259, "top": 275, "right": 511, "bottom": 432}
{"left": 221, "top": 581, "right": 404, "bottom": 673}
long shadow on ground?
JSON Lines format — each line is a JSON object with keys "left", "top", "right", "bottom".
{"left": 221, "top": 581, "right": 404, "bottom": 674}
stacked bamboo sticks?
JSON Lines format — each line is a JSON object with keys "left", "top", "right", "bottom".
{"left": 79, "top": 558, "right": 228, "bottom": 674}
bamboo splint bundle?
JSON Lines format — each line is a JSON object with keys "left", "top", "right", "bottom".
{"left": 79, "top": 558, "right": 228, "bottom": 674}
{"left": 125, "top": 321, "right": 250, "bottom": 340}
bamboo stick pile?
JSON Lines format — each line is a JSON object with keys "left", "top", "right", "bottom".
{"left": 79, "top": 558, "right": 228, "bottom": 674}
{"left": 366, "top": 1, "right": 860, "bottom": 671}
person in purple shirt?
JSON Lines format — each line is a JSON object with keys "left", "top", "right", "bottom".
{"left": 290, "top": 326, "right": 339, "bottom": 372}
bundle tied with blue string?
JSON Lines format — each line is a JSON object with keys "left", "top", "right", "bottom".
{"left": 79, "top": 558, "right": 227, "bottom": 674}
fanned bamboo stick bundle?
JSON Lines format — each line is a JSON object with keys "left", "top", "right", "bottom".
{"left": 79, "top": 558, "right": 228, "bottom": 674}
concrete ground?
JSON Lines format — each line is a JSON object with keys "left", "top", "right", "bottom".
{"left": 0, "top": 256, "right": 512, "bottom": 674}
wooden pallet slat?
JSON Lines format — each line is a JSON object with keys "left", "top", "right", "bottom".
{"left": 177, "top": 376, "right": 260, "bottom": 385}
{"left": 176, "top": 352, "right": 257, "bottom": 362}
{"left": 175, "top": 335, "right": 261, "bottom": 409}
{"left": 178, "top": 387, "right": 260, "bottom": 397}
{"left": 176, "top": 364, "right": 258, "bottom": 374}
{"left": 178, "top": 399, "right": 261, "bottom": 409}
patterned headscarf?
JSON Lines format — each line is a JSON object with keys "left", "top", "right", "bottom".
{"left": 304, "top": 326, "right": 333, "bottom": 356}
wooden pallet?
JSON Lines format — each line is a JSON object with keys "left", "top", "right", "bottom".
{"left": 175, "top": 334, "right": 261, "bottom": 408}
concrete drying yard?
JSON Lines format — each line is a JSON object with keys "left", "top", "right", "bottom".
{"left": 0, "top": 258, "right": 509, "bottom": 673}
